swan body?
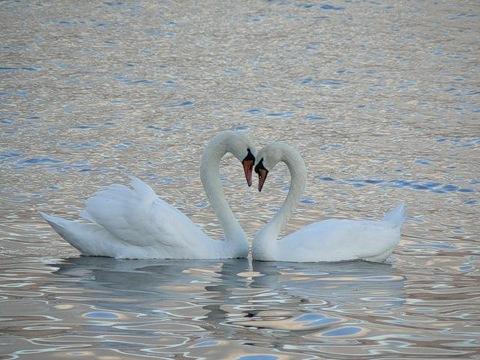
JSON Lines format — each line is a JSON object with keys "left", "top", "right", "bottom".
{"left": 253, "top": 143, "right": 406, "bottom": 263}
{"left": 41, "top": 131, "right": 256, "bottom": 259}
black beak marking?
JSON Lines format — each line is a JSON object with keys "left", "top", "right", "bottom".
{"left": 244, "top": 148, "right": 255, "bottom": 162}
{"left": 254, "top": 158, "right": 266, "bottom": 174}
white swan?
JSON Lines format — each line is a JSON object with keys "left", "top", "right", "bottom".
{"left": 41, "top": 131, "right": 256, "bottom": 259}
{"left": 252, "top": 142, "right": 406, "bottom": 263}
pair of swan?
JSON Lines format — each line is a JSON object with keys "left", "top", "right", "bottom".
{"left": 41, "top": 131, "right": 406, "bottom": 262}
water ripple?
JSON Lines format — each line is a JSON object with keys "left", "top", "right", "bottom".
{"left": 1, "top": 1, "right": 479, "bottom": 359}
{"left": 315, "top": 176, "right": 477, "bottom": 194}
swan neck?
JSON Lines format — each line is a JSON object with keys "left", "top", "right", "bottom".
{"left": 200, "top": 139, "right": 246, "bottom": 246}
{"left": 272, "top": 151, "right": 306, "bottom": 234}
{"left": 255, "top": 148, "right": 306, "bottom": 256}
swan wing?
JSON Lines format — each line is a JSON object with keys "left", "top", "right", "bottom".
{"left": 80, "top": 177, "right": 205, "bottom": 248}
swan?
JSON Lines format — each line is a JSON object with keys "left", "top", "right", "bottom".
{"left": 252, "top": 142, "right": 406, "bottom": 263}
{"left": 41, "top": 131, "right": 256, "bottom": 259}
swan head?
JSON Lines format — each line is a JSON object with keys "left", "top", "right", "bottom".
{"left": 224, "top": 132, "right": 257, "bottom": 187}
{"left": 254, "top": 142, "right": 300, "bottom": 192}
{"left": 202, "top": 131, "right": 257, "bottom": 187}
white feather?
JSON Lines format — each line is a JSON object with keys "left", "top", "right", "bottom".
{"left": 253, "top": 143, "right": 406, "bottom": 263}
{"left": 41, "top": 131, "right": 254, "bottom": 259}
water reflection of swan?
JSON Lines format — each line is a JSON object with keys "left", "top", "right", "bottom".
{"left": 54, "top": 257, "right": 405, "bottom": 324}
{"left": 54, "top": 257, "right": 253, "bottom": 336}
{"left": 251, "top": 261, "right": 405, "bottom": 303}
{"left": 55, "top": 257, "right": 249, "bottom": 294}
{"left": 232, "top": 261, "right": 405, "bottom": 333}
{"left": 253, "top": 143, "right": 406, "bottom": 262}
{"left": 51, "top": 257, "right": 405, "bottom": 357}
{"left": 41, "top": 131, "right": 256, "bottom": 259}
{"left": 55, "top": 257, "right": 405, "bottom": 303}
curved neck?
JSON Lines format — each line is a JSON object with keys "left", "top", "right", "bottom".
{"left": 255, "top": 147, "right": 306, "bottom": 256}
{"left": 200, "top": 136, "right": 246, "bottom": 246}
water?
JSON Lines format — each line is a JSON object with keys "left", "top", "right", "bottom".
{"left": 1, "top": 1, "right": 479, "bottom": 358}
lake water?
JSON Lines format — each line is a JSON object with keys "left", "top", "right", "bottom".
{"left": 1, "top": 1, "right": 479, "bottom": 359}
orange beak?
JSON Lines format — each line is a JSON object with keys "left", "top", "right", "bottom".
{"left": 258, "top": 168, "right": 268, "bottom": 192}
{"left": 242, "top": 159, "right": 254, "bottom": 187}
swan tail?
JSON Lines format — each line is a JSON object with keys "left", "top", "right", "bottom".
{"left": 40, "top": 212, "right": 119, "bottom": 256}
{"left": 40, "top": 212, "right": 69, "bottom": 236}
{"left": 382, "top": 203, "right": 406, "bottom": 228}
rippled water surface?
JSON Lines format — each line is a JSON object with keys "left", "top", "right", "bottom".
{"left": 1, "top": 1, "right": 479, "bottom": 359}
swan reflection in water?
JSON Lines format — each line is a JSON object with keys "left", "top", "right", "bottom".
{"left": 52, "top": 257, "right": 406, "bottom": 359}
